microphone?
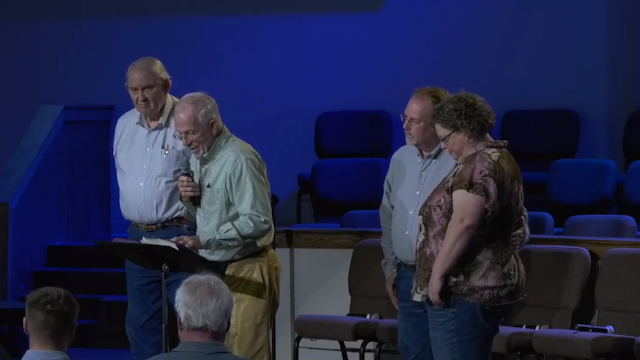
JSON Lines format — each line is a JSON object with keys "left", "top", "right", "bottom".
{"left": 347, "top": 313, "right": 381, "bottom": 320}
{"left": 520, "top": 325, "right": 549, "bottom": 330}
{"left": 180, "top": 161, "right": 201, "bottom": 207}
{"left": 574, "top": 324, "right": 615, "bottom": 334}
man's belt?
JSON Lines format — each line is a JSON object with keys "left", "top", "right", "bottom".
{"left": 400, "top": 262, "right": 416, "bottom": 272}
{"left": 132, "top": 217, "right": 190, "bottom": 232}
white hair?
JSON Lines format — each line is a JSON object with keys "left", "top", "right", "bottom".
{"left": 127, "top": 57, "right": 171, "bottom": 83}
{"left": 174, "top": 273, "right": 234, "bottom": 332}
{"left": 175, "top": 92, "right": 222, "bottom": 124}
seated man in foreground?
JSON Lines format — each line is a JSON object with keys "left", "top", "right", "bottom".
{"left": 22, "top": 287, "right": 79, "bottom": 360}
{"left": 148, "top": 273, "right": 248, "bottom": 360}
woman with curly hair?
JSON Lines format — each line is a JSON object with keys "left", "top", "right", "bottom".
{"left": 412, "top": 91, "right": 529, "bottom": 360}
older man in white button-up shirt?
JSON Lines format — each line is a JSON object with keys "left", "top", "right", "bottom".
{"left": 113, "top": 57, "right": 196, "bottom": 360}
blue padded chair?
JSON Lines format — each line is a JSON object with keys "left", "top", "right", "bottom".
{"left": 527, "top": 211, "right": 555, "bottom": 235}
{"left": 546, "top": 159, "right": 619, "bottom": 227}
{"left": 623, "top": 110, "right": 640, "bottom": 171}
{"left": 311, "top": 158, "right": 389, "bottom": 223}
{"left": 297, "top": 110, "right": 393, "bottom": 224}
{"left": 618, "top": 161, "right": 640, "bottom": 228}
{"left": 562, "top": 215, "right": 637, "bottom": 238}
{"left": 342, "top": 210, "right": 381, "bottom": 229}
{"left": 500, "top": 110, "right": 580, "bottom": 212}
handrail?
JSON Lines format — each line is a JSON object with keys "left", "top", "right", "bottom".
{"left": 0, "top": 105, "right": 64, "bottom": 203}
{"left": 0, "top": 105, "right": 64, "bottom": 300}
{"left": 0, "top": 105, "right": 114, "bottom": 300}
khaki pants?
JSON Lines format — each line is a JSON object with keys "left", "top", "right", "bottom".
{"left": 224, "top": 249, "right": 280, "bottom": 360}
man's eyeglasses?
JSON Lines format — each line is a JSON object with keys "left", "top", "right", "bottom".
{"left": 173, "top": 131, "right": 197, "bottom": 142}
{"left": 400, "top": 113, "right": 424, "bottom": 126}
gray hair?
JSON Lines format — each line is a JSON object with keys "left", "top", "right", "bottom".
{"left": 174, "top": 273, "right": 234, "bottom": 333}
{"left": 126, "top": 57, "right": 171, "bottom": 83}
{"left": 175, "top": 92, "right": 222, "bottom": 124}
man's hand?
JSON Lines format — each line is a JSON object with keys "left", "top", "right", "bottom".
{"left": 174, "top": 236, "right": 202, "bottom": 250}
{"left": 178, "top": 175, "right": 200, "bottom": 202}
{"left": 385, "top": 271, "right": 398, "bottom": 309}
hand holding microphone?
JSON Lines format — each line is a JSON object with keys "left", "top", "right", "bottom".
{"left": 178, "top": 151, "right": 201, "bottom": 206}
{"left": 179, "top": 160, "right": 201, "bottom": 206}
{"left": 178, "top": 174, "right": 201, "bottom": 206}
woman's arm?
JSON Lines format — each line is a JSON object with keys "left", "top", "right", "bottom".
{"left": 431, "top": 189, "right": 486, "bottom": 280}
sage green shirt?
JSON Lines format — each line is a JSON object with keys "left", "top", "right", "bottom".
{"left": 182, "top": 126, "right": 273, "bottom": 262}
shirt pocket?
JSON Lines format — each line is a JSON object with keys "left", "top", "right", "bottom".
{"left": 201, "top": 186, "right": 230, "bottom": 223}
{"left": 156, "top": 145, "right": 183, "bottom": 179}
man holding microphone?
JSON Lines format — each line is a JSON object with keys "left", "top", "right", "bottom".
{"left": 172, "top": 92, "right": 280, "bottom": 360}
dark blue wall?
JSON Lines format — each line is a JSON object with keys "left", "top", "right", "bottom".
{"left": 0, "top": 0, "right": 637, "bottom": 229}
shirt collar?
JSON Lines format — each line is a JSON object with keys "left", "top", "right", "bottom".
{"left": 173, "top": 340, "right": 231, "bottom": 355}
{"left": 138, "top": 94, "right": 177, "bottom": 129}
{"left": 415, "top": 144, "right": 444, "bottom": 159}
{"left": 201, "top": 126, "right": 232, "bottom": 163}
{"left": 22, "top": 350, "right": 70, "bottom": 360}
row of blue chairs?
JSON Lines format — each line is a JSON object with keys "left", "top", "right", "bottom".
{"left": 296, "top": 209, "right": 640, "bottom": 240}
{"left": 296, "top": 109, "right": 640, "bottom": 226}
{"left": 295, "top": 158, "right": 640, "bottom": 230}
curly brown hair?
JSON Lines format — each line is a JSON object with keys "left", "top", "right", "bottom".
{"left": 432, "top": 91, "right": 495, "bottom": 139}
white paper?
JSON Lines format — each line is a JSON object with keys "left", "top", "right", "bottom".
{"left": 141, "top": 237, "right": 179, "bottom": 251}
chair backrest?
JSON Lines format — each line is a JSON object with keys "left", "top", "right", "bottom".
{"left": 620, "top": 161, "right": 640, "bottom": 222}
{"left": 595, "top": 248, "right": 640, "bottom": 336}
{"left": 310, "top": 158, "right": 389, "bottom": 222}
{"left": 527, "top": 211, "right": 555, "bottom": 235}
{"left": 623, "top": 110, "right": 640, "bottom": 170}
{"left": 503, "top": 245, "right": 595, "bottom": 329}
{"left": 500, "top": 109, "right": 580, "bottom": 173}
{"left": 563, "top": 215, "right": 637, "bottom": 238}
{"left": 546, "top": 159, "right": 619, "bottom": 226}
{"left": 348, "top": 239, "right": 397, "bottom": 319}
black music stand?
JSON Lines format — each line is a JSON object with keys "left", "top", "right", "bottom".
{"left": 94, "top": 240, "right": 226, "bottom": 353}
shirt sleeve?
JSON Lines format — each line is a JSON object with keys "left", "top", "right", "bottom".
{"left": 449, "top": 154, "right": 498, "bottom": 213}
{"left": 201, "top": 156, "right": 273, "bottom": 247}
{"left": 380, "top": 155, "right": 398, "bottom": 277}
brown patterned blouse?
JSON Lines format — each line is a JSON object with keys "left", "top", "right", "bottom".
{"left": 412, "top": 140, "right": 528, "bottom": 305}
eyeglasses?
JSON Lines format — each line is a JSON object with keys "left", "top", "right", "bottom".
{"left": 400, "top": 113, "right": 424, "bottom": 126}
{"left": 440, "top": 130, "right": 455, "bottom": 144}
{"left": 173, "top": 131, "right": 197, "bottom": 142}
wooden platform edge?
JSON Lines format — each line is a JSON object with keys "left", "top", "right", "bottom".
{"left": 275, "top": 229, "right": 640, "bottom": 259}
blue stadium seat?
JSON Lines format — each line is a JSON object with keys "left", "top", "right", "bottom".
{"left": 546, "top": 159, "right": 619, "bottom": 226}
{"left": 311, "top": 158, "right": 389, "bottom": 223}
{"left": 618, "top": 161, "right": 640, "bottom": 229}
{"left": 341, "top": 210, "right": 381, "bottom": 229}
{"left": 500, "top": 109, "right": 580, "bottom": 211}
{"left": 297, "top": 110, "right": 393, "bottom": 223}
{"left": 292, "top": 223, "right": 341, "bottom": 229}
{"left": 527, "top": 211, "right": 555, "bottom": 235}
{"left": 623, "top": 110, "right": 640, "bottom": 170}
{"left": 562, "top": 215, "right": 637, "bottom": 238}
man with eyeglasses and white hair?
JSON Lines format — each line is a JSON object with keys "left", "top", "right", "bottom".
{"left": 172, "top": 92, "right": 280, "bottom": 360}
{"left": 113, "top": 57, "right": 196, "bottom": 360}
{"left": 147, "top": 273, "right": 248, "bottom": 360}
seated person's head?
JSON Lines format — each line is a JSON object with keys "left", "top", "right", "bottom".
{"left": 432, "top": 91, "right": 496, "bottom": 160}
{"left": 175, "top": 272, "right": 234, "bottom": 342}
{"left": 23, "top": 287, "right": 79, "bottom": 350}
